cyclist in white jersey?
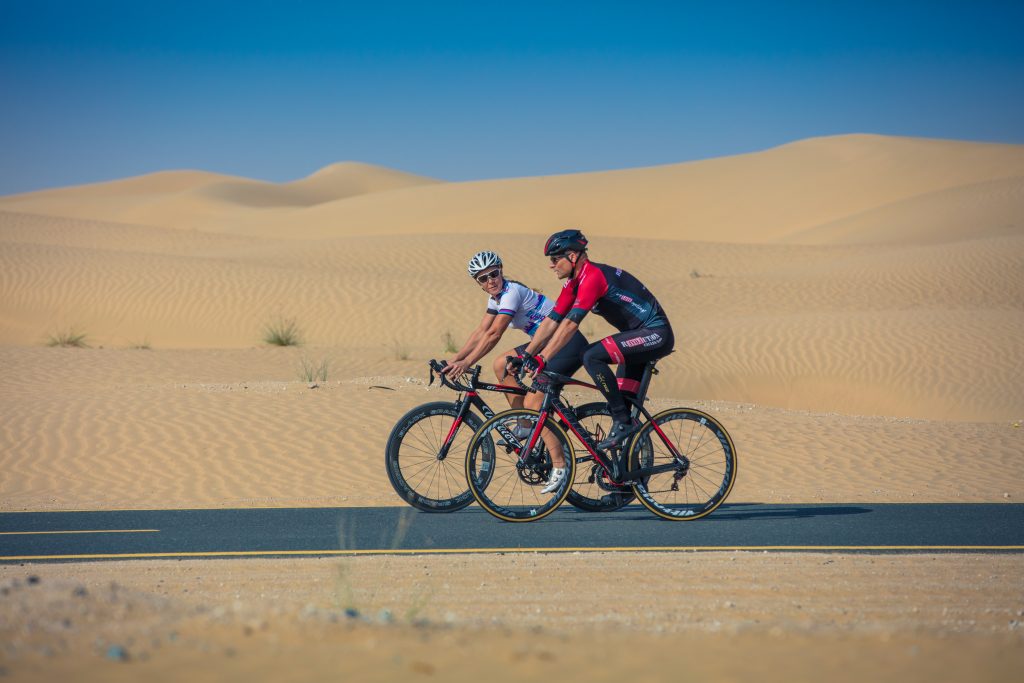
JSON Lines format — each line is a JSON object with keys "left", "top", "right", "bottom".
{"left": 442, "top": 250, "right": 587, "bottom": 403}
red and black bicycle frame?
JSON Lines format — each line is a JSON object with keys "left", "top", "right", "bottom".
{"left": 514, "top": 364, "right": 687, "bottom": 484}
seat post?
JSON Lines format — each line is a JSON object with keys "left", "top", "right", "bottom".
{"left": 634, "top": 359, "right": 659, "bottom": 407}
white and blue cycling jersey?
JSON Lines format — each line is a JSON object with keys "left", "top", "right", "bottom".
{"left": 486, "top": 280, "right": 551, "bottom": 336}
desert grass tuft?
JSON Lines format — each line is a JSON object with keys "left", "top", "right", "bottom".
{"left": 441, "top": 330, "right": 458, "bottom": 354}
{"left": 46, "top": 327, "right": 89, "bottom": 348}
{"left": 298, "top": 356, "right": 330, "bottom": 382}
{"left": 262, "top": 317, "right": 302, "bottom": 347}
{"left": 391, "top": 338, "right": 411, "bottom": 361}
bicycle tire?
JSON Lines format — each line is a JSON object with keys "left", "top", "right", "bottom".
{"left": 466, "top": 408, "right": 575, "bottom": 522}
{"left": 565, "top": 402, "right": 637, "bottom": 512}
{"left": 627, "top": 408, "right": 737, "bottom": 521}
{"left": 385, "top": 401, "right": 487, "bottom": 512}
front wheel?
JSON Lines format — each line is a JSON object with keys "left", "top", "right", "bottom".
{"left": 466, "top": 409, "right": 575, "bottom": 522}
{"left": 627, "top": 408, "right": 737, "bottom": 521}
{"left": 385, "top": 401, "right": 488, "bottom": 512}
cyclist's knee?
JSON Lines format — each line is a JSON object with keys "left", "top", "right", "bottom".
{"left": 493, "top": 352, "right": 512, "bottom": 381}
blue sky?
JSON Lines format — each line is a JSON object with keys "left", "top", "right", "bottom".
{"left": 1, "top": 1, "right": 1022, "bottom": 195}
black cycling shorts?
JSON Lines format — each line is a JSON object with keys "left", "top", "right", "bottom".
{"left": 583, "top": 325, "right": 674, "bottom": 393}
{"left": 515, "top": 329, "right": 588, "bottom": 378}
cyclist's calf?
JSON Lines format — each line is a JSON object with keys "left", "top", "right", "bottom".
{"left": 581, "top": 343, "right": 629, "bottom": 422}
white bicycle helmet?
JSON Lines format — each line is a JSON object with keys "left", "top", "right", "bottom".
{"left": 467, "top": 250, "right": 502, "bottom": 277}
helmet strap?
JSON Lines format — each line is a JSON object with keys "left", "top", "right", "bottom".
{"left": 568, "top": 251, "right": 582, "bottom": 278}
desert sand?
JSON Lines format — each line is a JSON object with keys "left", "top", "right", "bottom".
{"left": 1, "top": 134, "right": 1023, "bottom": 679}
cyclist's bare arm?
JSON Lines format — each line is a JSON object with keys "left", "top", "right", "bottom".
{"left": 461, "top": 313, "right": 513, "bottom": 367}
{"left": 537, "top": 318, "right": 580, "bottom": 364}
{"left": 521, "top": 317, "right": 558, "bottom": 357}
{"left": 446, "top": 313, "right": 493, "bottom": 369}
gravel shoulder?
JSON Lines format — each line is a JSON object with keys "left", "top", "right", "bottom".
{"left": 3, "top": 552, "right": 1022, "bottom": 681}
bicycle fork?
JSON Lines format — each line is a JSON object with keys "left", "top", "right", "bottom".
{"left": 435, "top": 394, "right": 475, "bottom": 461}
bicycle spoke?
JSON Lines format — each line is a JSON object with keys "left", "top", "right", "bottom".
{"left": 404, "top": 423, "right": 443, "bottom": 457}
{"left": 402, "top": 459, "right": 442, "bottom": 486}
{"left": 408, "top": 457, "right": 449, "bottom": 499}
{"left": 486, "top": 468, "right": 521, "bottom": 502}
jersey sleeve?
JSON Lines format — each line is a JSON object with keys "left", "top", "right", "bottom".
{"left": 566, "top": 266, "right": 608, "bottom": 324}
{"left": 485, "top": 297, "right": 499, "bottom": 315}
{"left": 548, "top": 281, "right": 576, "bottom": 322}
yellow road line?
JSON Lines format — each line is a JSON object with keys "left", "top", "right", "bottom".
{"left": 0, "top": 529, "right": 159, "bottom": 536}
{"left": 2, "top": 545, "right": 1023, "bottom": 561}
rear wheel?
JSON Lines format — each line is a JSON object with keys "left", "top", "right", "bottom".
{"left": 385, "top": 401, "right": 488, "bottom": 512}
{"left": 627, "top": 408, "right": 736, "bottom": 521}
{"left": 466, "top": 409, "right": 575, "bottom": 522}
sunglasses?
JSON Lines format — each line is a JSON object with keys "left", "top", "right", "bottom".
{"left": 548, "top": 253, "right": 569, "bottom": 264}
{"left": 475, "top": 268, "right": 502, "bottom": 283}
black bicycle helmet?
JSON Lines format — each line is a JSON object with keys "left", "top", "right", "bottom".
{"left": 543, "top": 229, "right": 588, "bottom": 256}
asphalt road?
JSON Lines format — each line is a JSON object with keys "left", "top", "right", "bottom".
{"left": 2, "top": 504, "right": 1023, "bottom": 562}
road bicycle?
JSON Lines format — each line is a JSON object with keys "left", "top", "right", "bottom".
{"left": 465, "top": 357, "right": 737, "bottom": 521}
{"left": 385, "top": 360, "right": 633, "bottom": 512}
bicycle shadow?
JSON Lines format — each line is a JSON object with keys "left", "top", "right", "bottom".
{"left": 546, "top": 502, "right": 873, "bottom": 523}
{"left": 702, "top": 503, "right": 872, "bottom": 521}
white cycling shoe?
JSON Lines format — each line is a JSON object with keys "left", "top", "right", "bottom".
{"left": 540, "top": 466, "right": 568, "bottom": 494}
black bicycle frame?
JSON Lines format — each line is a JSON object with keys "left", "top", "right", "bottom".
{"left": 428, "top": 361, "right": 526, "bottom": 461}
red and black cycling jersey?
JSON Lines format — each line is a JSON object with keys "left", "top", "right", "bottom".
{"left": 548, "top": 261, "right": 668, "bottom": 331}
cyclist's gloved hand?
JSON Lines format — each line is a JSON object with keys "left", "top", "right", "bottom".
{"left": 522, "top": 353, "right": 546, "bottom": 374}
{"left": 506, "top": 355, "right": 524, "bottom": 372}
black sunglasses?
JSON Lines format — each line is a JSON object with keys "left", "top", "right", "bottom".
{"left": 475, "top": 268, "right": 502, "bottom": 283}
{"left": 548, "top": 253, "right": 569, "bottom": 264}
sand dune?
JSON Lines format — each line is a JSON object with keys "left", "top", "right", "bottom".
{"left": 266, "top": 133, "right": 1023, "bottom": 244}
{"left": 3, "top": 135, "right": 1023, "bottom": 241}
{"left": 1, "top": 133, "right": 1023, "bottom": 515}
{"left": 0, "top": 163, "right": 440, "bottom": 233}
{"left": 785, "top": 174, "right": 1024, "bottom": 244}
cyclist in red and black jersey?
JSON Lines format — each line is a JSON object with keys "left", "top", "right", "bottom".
{"left": 521, "top": 230, "right": 674, "bottom": 481}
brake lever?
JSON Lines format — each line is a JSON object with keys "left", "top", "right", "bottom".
{"left": 429, "top": 360, "right": 453, "bottom": 389}
{"left": 510, "top": 365, "right": 534, "bottom": 393}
